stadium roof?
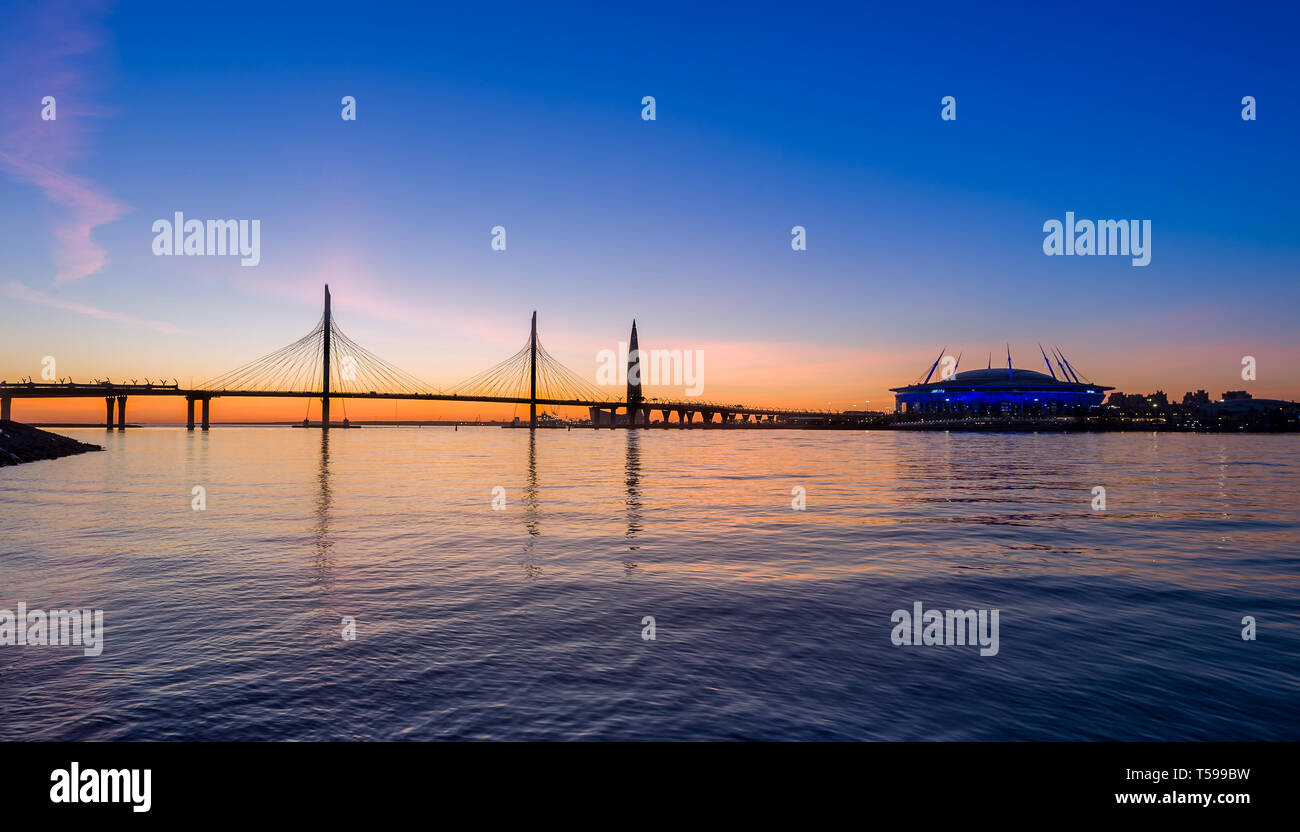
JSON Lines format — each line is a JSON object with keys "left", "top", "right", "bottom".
{"left": 890, "top": 346, "right": 1112, "bottom": 393}
{"left": 948, "top": 368, "right": 1057, "bottom": 384}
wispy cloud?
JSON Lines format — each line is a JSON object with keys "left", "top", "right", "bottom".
{"left": 1, "top": 281, "right": 179, "bottom": 334}
{"left": 0, "top": 0, "right": 126, "bottom": 285}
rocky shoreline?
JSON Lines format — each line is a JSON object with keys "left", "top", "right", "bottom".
{"left": 0, "top": 420, "right": 103, "bottom": 467}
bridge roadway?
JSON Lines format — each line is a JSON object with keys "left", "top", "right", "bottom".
{"left": 0, "top": 382, "right": 839, "bottom": 429}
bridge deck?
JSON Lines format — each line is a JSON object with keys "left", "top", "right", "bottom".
{"left": 0, "top": 384, "right": 836, "bottom": 418}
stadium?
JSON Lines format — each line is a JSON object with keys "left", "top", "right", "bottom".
{"left": 891, "top": 347, "right": 1112, "bottom": 417}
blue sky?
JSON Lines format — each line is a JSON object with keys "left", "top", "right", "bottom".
{"left": 2, "top": 0, "right": 1298, "bottom": 417}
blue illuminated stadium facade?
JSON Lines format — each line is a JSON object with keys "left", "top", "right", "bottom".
{"left": 891, "top": 348, "right": 1112, "bottom": 417}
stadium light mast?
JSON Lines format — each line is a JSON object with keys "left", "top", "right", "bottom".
{"left": 1054, "top": 346, "right": 1080, "bottom": 383}
{"left": 922, "top": 347, "right": 947, "bottom": 384}
{"left": 1059, "top": 348, "right": 1083, "bottom": 383}
{"left": 1052, "top": 347, "right": 1070, "bottom": 381}
{"left": 1039, "top": 344, "right": 1057, "bottom": 380}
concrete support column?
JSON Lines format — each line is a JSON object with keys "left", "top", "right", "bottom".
{"left": 115, "top": 396, "right": 127, "bottom": 430}
{"left": 608, "top": 407, "right": 617, "bottom": 429}
{"left": 0, "top": 396, "right": 10, "bottom": 421}
{"left": 201, "top": 398, "right": 210, "bottom": 431}
{"left": 589, "top": 406, "right": 601, "bottom": 428}
{"left": 186, "top": 397, "right": 196, "bottom": 431}
{"left": 106, "top": 397, "right": 114, "bottom": 429}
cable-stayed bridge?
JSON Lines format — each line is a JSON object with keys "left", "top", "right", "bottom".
{"left": 1, "top": 286, "right": 842, "bottom": 429}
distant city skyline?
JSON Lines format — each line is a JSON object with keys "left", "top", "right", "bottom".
{"left": 2, "top": 0, "right": 1298, "bottom": 423}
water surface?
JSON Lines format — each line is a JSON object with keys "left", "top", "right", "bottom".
{"left": 1, "top": 428, "right": 1297, "bottom": 740}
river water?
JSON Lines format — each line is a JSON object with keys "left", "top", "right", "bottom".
{"left": 1, "top": 427, "right": 1296, "bottom": 740}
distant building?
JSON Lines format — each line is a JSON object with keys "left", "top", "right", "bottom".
{"left": 1183, "top": 389, "right": 1210, "bottom": 407}
{"left": 1106, "top": 392, "right": 1149, "bottom": 413}
{"left": 1200, "top": 396, "right": 1299, "bottom": 430}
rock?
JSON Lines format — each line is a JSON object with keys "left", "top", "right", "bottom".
{"left": 0, "top": 420, "right": 103, "bottom": 467}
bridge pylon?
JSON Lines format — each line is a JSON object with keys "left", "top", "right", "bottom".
{"left": 529, "top": 310, "right": 537, "bottom": 429}
{"left": 627, "top": 319, "right": 643, "bottom": 426}
{"left": 322, "top": 284, "right": 332, "bottom": 430}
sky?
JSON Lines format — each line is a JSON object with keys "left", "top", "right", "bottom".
{"left": 1, "top": 0, "right": 1298, "bottom": 422}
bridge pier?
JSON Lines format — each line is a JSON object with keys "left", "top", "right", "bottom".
{"left": 588, "top": 406, "right": 623, "bottom": 429}
{"left": 201, "top": 398, "right": 210, "bottom": 431}
{"left": 115, "top": 396, "right": 126, "bottom": 430}
{"left": 105, "top": 397, "right": 114, "bottom": 428}
{"left": 0, "top": 396, "right": 10, "bottom": 421}
{"left": 186, "top": 397, "right": 195, "bottom": 431}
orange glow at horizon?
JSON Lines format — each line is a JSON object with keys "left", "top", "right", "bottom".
{"left": 6, "top": 329, "right": 1299, "bottom": 424}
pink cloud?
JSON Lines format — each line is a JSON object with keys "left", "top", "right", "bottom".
{"left": 0, "top": 0, "right": 126, "bottom": 285}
